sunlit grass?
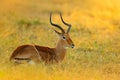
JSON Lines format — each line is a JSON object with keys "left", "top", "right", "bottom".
{"left": 0, "top": 0, "right": 120, "bottom": 80}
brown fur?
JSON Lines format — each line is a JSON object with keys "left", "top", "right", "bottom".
{"left": 10, "top": 45, "right": 57, "bottom": 63}
{"left": 10, "top": 34, "right": 74, "bottom": 64}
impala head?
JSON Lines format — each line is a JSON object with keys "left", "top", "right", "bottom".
{"left": 50, "top": 12, "right": 75, "bottom": 48}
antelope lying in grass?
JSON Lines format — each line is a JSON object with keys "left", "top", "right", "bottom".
{"left": 10, "top": 12, "right": 75, "bottom": 64}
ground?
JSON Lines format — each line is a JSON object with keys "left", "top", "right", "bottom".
{"left": 0, "top": 0, "right": 120, "bottom": 80}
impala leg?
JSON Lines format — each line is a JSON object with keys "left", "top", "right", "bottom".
{"left": 29, "top": 56, "right": 42, "bottom": 64}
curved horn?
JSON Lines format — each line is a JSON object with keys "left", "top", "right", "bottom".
{"left": 60, "top": 13, "right": 71, "bottom": 33}
{"left": 50, "top": 12, "right": 65, "bottom": 33}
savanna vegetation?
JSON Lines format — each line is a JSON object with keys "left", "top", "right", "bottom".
{"left": 0, "top": 0, "right": 120, "bottom": 80}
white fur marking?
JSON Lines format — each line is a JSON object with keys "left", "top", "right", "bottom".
{"left": 28, "top": 60, "right": 36, "bottom": 65}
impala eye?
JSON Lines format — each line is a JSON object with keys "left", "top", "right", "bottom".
{"left": 63, "top": 36, "right": 66, "bottom": 40}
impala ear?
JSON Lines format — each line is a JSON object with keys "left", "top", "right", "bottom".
{"left": 54, "top": 29, "right": 61, "bottom": 35}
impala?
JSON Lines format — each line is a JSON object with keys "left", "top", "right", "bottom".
{"left": 10, "top": 12, "right": 75, "bottom": 64}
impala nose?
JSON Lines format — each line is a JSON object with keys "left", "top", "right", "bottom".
{"left": 71, "top": 44, "right": 75, "bottom": 48}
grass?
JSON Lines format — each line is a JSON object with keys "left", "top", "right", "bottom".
{"left": 0, "top": 0, "right": 120, "bottom": 80}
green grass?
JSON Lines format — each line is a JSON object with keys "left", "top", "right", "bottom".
{"left": 0, "top": 0, "right": 120, "bottom": 80}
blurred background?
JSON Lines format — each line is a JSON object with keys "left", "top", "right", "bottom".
{"left": 0, "top": 0, "right": 120, "bottom": 80}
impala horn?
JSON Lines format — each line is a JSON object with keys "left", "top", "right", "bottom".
{"left": 60, "top": 12, "right": 71, "bottom": 33}
{"left": 50, "top": 12, "right": 65, "bottom": 33}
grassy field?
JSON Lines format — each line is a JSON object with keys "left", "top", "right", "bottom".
{"left": 0, "top": 0, "right": 120, "bottom": 80}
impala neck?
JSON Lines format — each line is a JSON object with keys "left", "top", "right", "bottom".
{"left": 55, "top": 39, "right": 67, "bottom": 61}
